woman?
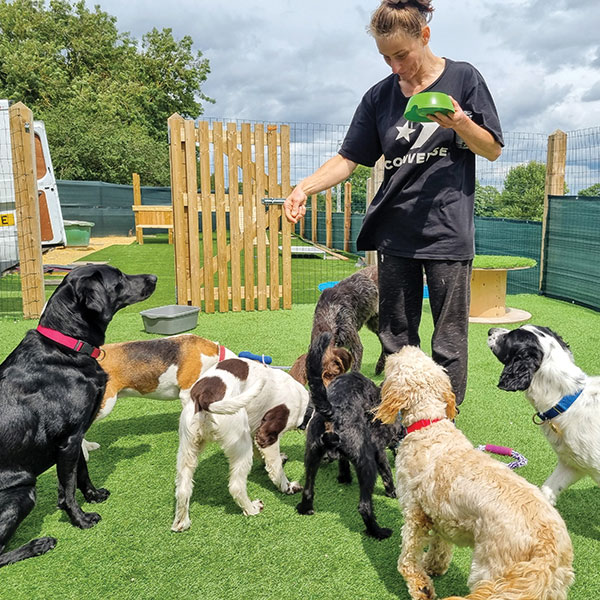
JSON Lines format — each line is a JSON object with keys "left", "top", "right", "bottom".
{"left": 284, "top": 0, "right": 503, "bottom": 406}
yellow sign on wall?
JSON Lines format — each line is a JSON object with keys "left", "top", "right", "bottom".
{"left": 0, "top": 213, "right": 15, "bottom": 227}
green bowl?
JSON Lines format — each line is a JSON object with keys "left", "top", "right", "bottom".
{"left": 404, "top": 91, "right": 454, "bottom": 123}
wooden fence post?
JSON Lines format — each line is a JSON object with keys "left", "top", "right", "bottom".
{"left": 344, "top": 181, "right": 352, "bottom": 252}
{"left": 9, "top": 102, "right": 44, "bottom": 319}
{"left": 311, "top": 194, "right": 317, "bottom": 243}
{"left": 325, "top": 188, "right": 332, "bottom": 248}
{"left": 132, "top": 172, "right": 143, "bottom": 244}
{"left": 364, "top": 157, "right": 385, "bottom": 266}
{"left": 539, "top": 130, "right": 567, "bottom": 291}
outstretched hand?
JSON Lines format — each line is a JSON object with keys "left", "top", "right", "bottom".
{"left": 284, "top": 186, "right": 308, "bottom": 224}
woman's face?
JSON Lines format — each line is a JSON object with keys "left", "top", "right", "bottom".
{"left": 375, "top": 27, "right": 429, "bottom": 81}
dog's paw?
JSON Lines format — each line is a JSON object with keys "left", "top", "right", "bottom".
{"left": 384, "top": 487, "right": 397, "bottom": 498}
{"left": 171, "top": 518, "right": 191, "bottom": 532}
{"left": 541, "top": 485, "right": 558, "bottom": 506}
{"left": 296, "top": 502, "right": 314, "bottom": 515}
{"left": 285, "top": 481, "right": 303, "bottom": 494}
{"left": 75, "top": 511, "right": 102, "bottom": 529}
{"left": 243, "top": 500, "right": 264, "bottom": 516}
{"left": 367, "top": 526, "right": 393, "bottom": 540}
{"left": 83, "top": 487, "right": 110, "bottom": 504}
{"left": 27, "top": 537, "right": 58, "bottom": 557}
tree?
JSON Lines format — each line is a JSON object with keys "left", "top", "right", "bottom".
{"left": 496, "top": 161, "right": 547, "bottom": 221}
{"left": 0, "top": 0, "right": 213, "bottom": 185}
{"left": 578, "top": 183, "right": 600, "bottom": 197}
{"left": 474, "top": 180, "right": 501, "bottom": 217}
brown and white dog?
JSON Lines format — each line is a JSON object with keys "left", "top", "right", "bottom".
{"left": 375, "top": 346, "right": 574, "bottom": 600}
{"left": 171, "top": 356, "right": 309, "bottom": 530}
{"left": 82, "top": 334, "right": 237, "bottom": 459}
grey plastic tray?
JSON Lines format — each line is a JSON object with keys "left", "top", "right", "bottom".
{"left": 140, "top": 304, "right": 200, "bottom": 335}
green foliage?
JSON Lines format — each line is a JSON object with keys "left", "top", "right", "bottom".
{"left": 0, "top": 0, "right": 213, "bottom": 185}
{"left": 474, "top": 180, "right": 501, "bottom": 217}
{"left": 476, "top": 161, "right": 569, "bottom": 222}
{"left": 497, "top": 161, "right": 547, "bottom": 221}
{"left": 345, "top": 164, "right": 371, "bottom": 213}
{"left": 578, "top": 183, "right": 600, "bottom": 197}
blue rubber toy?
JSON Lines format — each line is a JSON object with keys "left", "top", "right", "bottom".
{"left": 238, "top": 351, "right": 273, "bottom": 365}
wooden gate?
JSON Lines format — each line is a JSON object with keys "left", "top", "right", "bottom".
{"left": 168, "top": 115, "right": 292, "bottom": 312}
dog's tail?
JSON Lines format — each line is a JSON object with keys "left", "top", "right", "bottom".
{"left": 441, "top": 531, "right": 573, "bottom": 600}
{"left": 205, "top": 379, "right": 266, "bottom": 415}
{"left": 307, "top": 332, "right": 335, "bottom": 422}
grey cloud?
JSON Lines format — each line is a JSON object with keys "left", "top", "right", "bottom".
{"left": 582, "top": 81, "right": 600, "bottom": 102}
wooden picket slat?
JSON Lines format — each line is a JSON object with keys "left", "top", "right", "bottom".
{"left": 241, "top": 123, "right": 255, "bottom": 310}
{"left": 280, "top": 125, "right": 292, "bottom": 309}
{"left": 198, "top": 120, "right": 215, "bottom": 312}
{"left": 212, "top": 122, "right": 229, "bottom": 312}
{"left": 227, "top": 122, "right": 242, "bottom": 311}
{"left": 183, "top": 119, "right": 201, "bottom": 307}
{"left": 267, "top": 125, "right": 280, "bottom": 310}
{"left": 168, "top": 113, "right": 190, "bottom": 305}
{"left": 255, "top": 124, "right": 268, "bottom": 311}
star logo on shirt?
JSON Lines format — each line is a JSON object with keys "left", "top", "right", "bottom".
{"left": 395, "top": 122, "right": 415, "bottom": 141}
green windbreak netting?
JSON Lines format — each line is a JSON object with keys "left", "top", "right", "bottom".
{"left": 57, "top": 180, "right": 171, "bottom": 236}
{"left": 474, "top": 216, "right": 541, "bottom": 294}
{"left": 543, "top": 195, "right": 600, "bottom": 310}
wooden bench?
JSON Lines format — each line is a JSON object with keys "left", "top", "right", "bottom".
{"left": 132, "top": 173, "right": 173, "bottom": 244}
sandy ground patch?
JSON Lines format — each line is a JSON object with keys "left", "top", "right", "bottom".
{"left": 42, "top": 236, "right": 134, "bottom": 266}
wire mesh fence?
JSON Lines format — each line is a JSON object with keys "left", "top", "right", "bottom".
{"left": 1, "top": 113, "right": 599, "bottom": 315}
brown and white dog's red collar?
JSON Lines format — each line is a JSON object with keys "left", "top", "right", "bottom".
{"left": 218, "top": 344, "right": 227, "bottom": 361}
{"left": 405, "top": 418, "right": 443, "bottom": 435}
{"left": 36, "top": 325, "right": 102, "bottom": 359}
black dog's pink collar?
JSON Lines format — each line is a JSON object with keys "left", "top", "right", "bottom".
{"left": 36, "top": 325, "right": 102, "bottom": 359}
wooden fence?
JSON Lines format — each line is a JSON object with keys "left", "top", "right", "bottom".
{"left": 168, "top": 116, "right": 292, "bottom": 312}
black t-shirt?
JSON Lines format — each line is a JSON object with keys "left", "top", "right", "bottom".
{"left": 340, "top": 58, "right": 503, "bottom": 260}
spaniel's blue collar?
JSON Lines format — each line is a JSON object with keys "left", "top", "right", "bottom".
{"left": 533, "top": 389, "right": 583, "bottom": 425}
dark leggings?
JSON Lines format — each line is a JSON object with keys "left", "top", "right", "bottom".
{"left": 377, "top": 252, "right": 472, "bottom": 405}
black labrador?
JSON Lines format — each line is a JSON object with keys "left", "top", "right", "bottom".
{"left": 0, "top": 265, "right": 156, "bottom": 568}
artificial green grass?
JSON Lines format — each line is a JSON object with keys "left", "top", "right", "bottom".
{"left": 1, "top": 247, "right": 599, "bottom": 598}
{"left": 472, "top": 254, "right": 537, "bottom": 269}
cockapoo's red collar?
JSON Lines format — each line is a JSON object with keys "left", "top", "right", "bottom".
{"left": 405, "top": 418, "right": 443, "bottom": 435}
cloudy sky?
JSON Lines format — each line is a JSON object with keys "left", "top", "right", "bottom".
{"left": 86, "top": 0, "right": 600, "bottom": 135}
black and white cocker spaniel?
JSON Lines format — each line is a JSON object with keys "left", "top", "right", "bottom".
{"left": 488, "top": 324, "right": 600, "bottom": 505}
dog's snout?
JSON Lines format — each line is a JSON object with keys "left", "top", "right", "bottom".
{"left": 487, "top": 327, "right": 508, "bottom": 350}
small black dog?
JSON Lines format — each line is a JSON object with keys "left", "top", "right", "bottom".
{"left": 0, "top": 265, "right": 156, "bottom": 568}
{"left": 296, "top": 332, "right": 405, "bottom": 540}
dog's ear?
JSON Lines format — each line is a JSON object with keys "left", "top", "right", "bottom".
{"left": 73, "top": 270, "right": 112, "bottom": 319}
{"left": 334, "top": 347, "right": 352, "bottom": 373}
{"left": 498, "top": 347, "right": 543, "bottom": 391}
{"left": 444, "top": 388, "right": 457, "bottom": 420}
{"left": 374, "top": 377, "right": 408, "bottom": 424}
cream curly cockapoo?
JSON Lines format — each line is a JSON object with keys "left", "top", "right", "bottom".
{"left": 375, "top": 346, "right": 574, "bottom": 600}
